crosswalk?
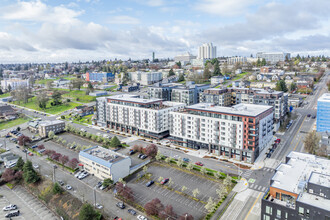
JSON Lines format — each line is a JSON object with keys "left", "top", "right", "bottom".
{"left": 262, "top": 167, "right": 274, "bottom": 172}
{"left": 242, "top": 169, "right": 253, "bottom": 179}
{"left": 248, "top": 183, "right": 268, "bottom": 192}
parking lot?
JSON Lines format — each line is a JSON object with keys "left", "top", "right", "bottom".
{"left": 57, "top": 133, "right": 98, "bottom": 148}
{"left": 0, "top": 186, "right": 58, "bottom": 220}
{"left": 127, "top": 162, "right": 222, "bottom": 219}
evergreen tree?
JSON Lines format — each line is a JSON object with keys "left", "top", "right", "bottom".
{"left": 178, "top": 74, "right": 185, "bottom": 82}
{"left": 15, "top": 157, "right": 25, "bottom": 170}
{"left": 168, "top": 68, "right": 175, "bottom": 77}
{"left": 79, "top": 203, "right": 101, "bottom": 220}
{"left": 275, "top": 80, "right": 288, "bottom": 92}
{"left": 110, "top": 136, "right": 121, "bottom": 148}
{"left": 213, "top": 62, "right": 222, "bottom": 76}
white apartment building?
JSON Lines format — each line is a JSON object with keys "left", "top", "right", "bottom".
{"left": 174, "top": 52, "right": 196, "bottom": 63}
{"left": 169, "top": 103, "right": 274, "bottom": 163}
{"left": 256, "top": 52, "right": 291, "bottom": 64}
{"left": 198, "top": 43, "right": 217, "bottom": 59}
{"left": 1, "top": 78, "right": 29, "bottom": 91}
{"left": 79, "top": 146, "right": 131, "bottom": 182}
{"left": 227, "top": 56, "right": 247, "bottom": 64}
{"left": 96, "top": 94, "right": 185, "bottom": 139}
{"left": 128, "top": 71, "right": 162, "bottom": 85}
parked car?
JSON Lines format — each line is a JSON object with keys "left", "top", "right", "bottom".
{"left": 307, "top": 114, "right": 311, "bottom": 117}
{"left": 95, "top": 203, "right": 103, "bottom": 209}
{"left": 137, "top": 215, "right": 148, "bottom": 220}
{"left": 31, "top": 145, "right": 38, "bottom": 149}
{"left": 66, "top": 185, "right": 72, "bottom": 190}
{"left": 312, "top": 115, "right": 316, "bottom": 119}
{"left": 100, "top": 185, "right": 107, "bottom": 190}
{"left": 28, "top": 152, "right": 33, "bottom": 156}
{"left": 116, "top": 202, "right": 125, "bottom": 209}
{"left": 38, "top": 149, "right": 45, "bottom": 154}
{"left": 128, "top": 209, "right": 137, "bottom": 216}
{"left": 128, "top": 150, "right": 135, "bottom": 155}
{"left": 140, "top": 155, "right": 147, "bottom": 159}
{"left": 96, "top": 181, "right": 103, "bottom": 188}
{"left": 160, "top": 178, "right": 169, "bottom": 185}
{"left": 195, "top": 162, "right": 204, "bottom": 166}
{"left": 22, "top": 149, "right": 27, "bottom": 153}
{"left": 146, "top": 180, "right": 154, "bottom": 187}
{"left": 266, "top": 153, "right": 271, "bottom": 158}
{"left": 58, "top": 180, "right": 65, "bottom": 186}
{"left": 3, "top": 204, "right": 17, "bottom": 211}
{"left": 5, "top": 210, "right": 20, "bottom": 218}
{"left": 75, "top": 170, "right": 84, "bottom": 178}
{"left": 33, "top": 164, "right": 39, "bottom": 169}
{"left": 275, "top": 139, "right": 281, "bottom": 144}
{"left": 183, "top": 158, "right": 190, "bottom": 162}
{"left": 138, "top": 153, "right": 144, "bottom": 158}
{"left": 16, "top": 145, "right": 20, "bottom": 149}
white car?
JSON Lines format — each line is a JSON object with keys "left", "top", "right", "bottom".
{"left": 137, "top": 215, "right": 148, "bottom": 220}
{"left": 3, "top": 204, "right": 17, "bottom": 211}
{"left": 95, "top": 203, "right": 103, "bottom": 209}
{"left": 66, "top": 185, "right": 72, "bottom": 190}
{"left": 75, "top": 171, "right": 83, "bottom": 178}
{"left": 33, "top": 164, "right": 39, "bottom": 169}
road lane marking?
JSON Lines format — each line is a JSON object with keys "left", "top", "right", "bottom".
{"left": 244, "top": 192, "right": 262, "bottom": 220}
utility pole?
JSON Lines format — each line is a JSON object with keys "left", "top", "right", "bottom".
{"left": 93, "top": 187, "right": 96, "bottom": 207}
{"left": 53, "top": 166, "right": 56, "bottom": 183}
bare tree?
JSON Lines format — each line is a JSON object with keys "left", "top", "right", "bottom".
{"left": 303, "top": 131, "right": 321, "bottom": 155}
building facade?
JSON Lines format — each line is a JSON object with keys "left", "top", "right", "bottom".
{"left": 86, "top": 72, "right": 114, "bottom": 82}
{"left": 169, "top": 103, "right": 274, "bottom": 163}
{"left": 148, "top": 83, "right": 180, "bottom": 101}
{"left": 38, "top": 120, "right": 65, "bottom": 137}
{"left": 256, "top": 52, "right": 291, "bottom": 64}
{"left": 261, "top": 151, "right": 330, "bottom": 220}
{"left": 210, "top": 76, "right": 225, "bottom": 85}
{"left": 317, "top": 93, "right": 330, "bottom": 132}
{"left": 96, "top": 94, "right": 185, "bottom": 139}
{"left": 199, "top": 88, "right": 231, "bottom": 106}
{"left": 198, "top": 43, "right": 217, "bottom": 59}
{"left": 227, "top": 56, "right": 247, "bottom": 65}
{"left": 129, "top": 71, "right": 163, "bottom": 85}
{"left": 1, "top": 78, "right": 29, "bottom": 91}
{"left": 171, "top": 82, "right": 210, "bottom": 105}
{"left": 174, "top": 52, "right": 196, "bottom": 63}
{"left": 79, "top": 146, "right": 131, "bottom": 182}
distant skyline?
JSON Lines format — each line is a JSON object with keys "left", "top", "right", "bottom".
{"left": 0, "top": 0, "right": 330, "bottom": 63}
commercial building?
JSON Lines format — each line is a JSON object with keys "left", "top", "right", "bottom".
{"left": 171, "top": 82, "right": 210, "bottom": 105}
{"left": 79, "top": 146, "right": 131, "bottom": 182}
{"left": 38, "top": 120, "right": 65, "bottom": 137}
{"left": 174, "top": 52, "right": 196, "bottom": 63}
{"left": 227, "top": 56, "right": 247, "bottom": 65}
{"left": 198, "top": 43, "right": 217, "bottom": 60}
{"left": 317, "top": 93, "right": 330, "bottom": 132}
{"left": 256, "top": 52, "right": 291, "bottom": 64}
{"left": 96, "top": 94, "right": 185, "bottom": 139}
{"left": 86, "top": 72, "right": 114, "bottom": 82}
{"left": 129, "top": 71, "right": 162, "bottom": 85}
{"left": 169, "top": 103, "right": 274, "bottom": 163}
{"left": 1, "top": 78, "right": 29, "bottom": 91}
{"left": 261, "top": 151, "right": 330, "bottom": 220}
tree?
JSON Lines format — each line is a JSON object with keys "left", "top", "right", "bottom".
{"left": 204, "top": 197, "right": 216, "bottom": 213}
{"left": 178, "top": 214, "right": 194, "bottom": 220}
{"left": 168, "top": 68, "right": 175, "bottom": 77}
{"left": 200, "top": 166, "right": 207, "bottom": 175}
{"left": 144, "top": 198, "right": 164, "bottom": 216}
{"left": 275, "top": 80, "right": 288, "bottom": 92}
{"left": 51, "top": 90, "right": 62, "bottom": 105}
{"left": 53, "top": 182, "right": 64, "bottom": 194}
{"left": 186, "top": 162, "right": 193, "bottom": 171}
{"left": 216, "top": 187, "right": 227, "bottom": 200}
{"left": 7, "top": 84, "right": 12, "bottom": 92}
{"left": 18, "top": 135, "right": 31, "bottom": 146}
{"left": 79, "top": 203, "right": 102, "bottom": 220}
{"left": 86, "top": 81, "right": 94, "bottom": 94}
{"left": 224, "top": 175, "right": 232, "bottom": 187}
{"left": 165, "top": 157, "right": 171, "bottom": 164}
{"left": 178, "top": 73, "right": 185, "bottom": 82}
{"left": 155, "top": 152, "right": 163, "bottom": 161}
{"left": 46, "top": 81, "right": 53, "bottom": 90}
{"left": 122, "top": 72, "right": 130, "bottom": 85}
{"left": 51, "top": 153, "right": 62, "bottom": 161}
{"left": 176, "top": 158, "right": 184, "bottom": 167}
{"left": 23, "top": 161, "right": 40, "bottom": 183}
{"left": 214, "top": 171, "right": 222, "bottom": 179}
{"left": 303, "top": 131, "right": 321, "bottom": 155}
{"left": 192, "top": 188, "right": 200, "bottom": 198}
{"left": 2, "top": 168, "right": 16, "bottom": 182}
{"left": 115, "top": 182, "right": 134, "bottom": 202}
{"left": 68, "top": 158, "right": 79, "bottom": 169}
{"left": 15, "top": 157, "right": 25, "bottom": 170}
{"left": 43, "top": 149, "right": 55, "bottom": 158}
{"left": 213, "top": 61, "right": 222, "bottom": 76}
{"left": 109, "top": 136, "right": 121, "bottom": 148}
{"left": 37, "top": 145, "right": 45, "bottom": 150}
{"left": 176, "top": 61, "right": 182, "bottom": 68}
{"left": 203, "top": 64, "right": 212, "bottom": 80}
{"left": 261, "top": 58, "right": 267, "bottom": 66}
{"left": 59, "top": 155, "right": 69, "bottom": 166}
{"left": 145, "top": 144, "right": 158, "bottom": 158}
{"left": 102, "top": 178, "right": 113, "bottom": 187}
{"left": 159, "top": 205, "right": 176, "bottom": 220}
{"left": 181, "top": 185, "right": 187, "bottom": 193}
{"left": 290, "top": 82, "right": 297, "bottom": 92}
{"left": 71, "top": 78, "right": 84, "bottom": 90}
{"left": 143, "top": 165, "right": 148, "bottom": 174}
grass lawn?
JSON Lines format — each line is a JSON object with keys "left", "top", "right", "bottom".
{"left": 0, "top": 93, "right": 10, "bottom": 98}
{"left": 35, "top": 78, "right": 57, "bottom": 85}
{"left": 110, "top": 85, "right": 118, "bottom": 92}
{"left": 55, "top": 89, "right": 96, "bottom": 103}
{"left": 232, "top": 72, "right": 250, "bottom": 81}
{"left": 0, "top": 117, "right": 30, "bottom": 130}
{"left": 62, "top": 114, "right": 93, "bottom": 125}
{"left": 14, "top": 97, "right": 81, "bottom": 115}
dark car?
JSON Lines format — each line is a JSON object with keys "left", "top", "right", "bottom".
{"left": 138, "top": 153, "right": 143, "bottom": 158}
{"left": 183, "top": 158, "right": 190, "bottom": 162}
{"left": 160, "top": 178, "right": 169, "bottom": 185}
{"left": 16, "top": 145, "right": 20, "bottom": 148}
{"left": 146, "top": 180, "right": 154, "bottom": 187}
{"left": 307, "top": 114, "right": 311, "bottom": 117}
{"left": 128, "top": 150, "right": 135, "bottom": 155}
{"left": 58, "top": 180, "right": 65, "bottom": 186}
{"left": 128, "top": 209, "right": 137, "bottom": 216}
{"left": 266, "top": 153, "right": 271, "bottom": 158}
{"left": 312, "top": 115, "right": 316, "bottom": 119}
{"left": 5, "top": 210, "right": 20, "bottom": 218}
{"left": 116, "top": 202, "right": 125, "bottom": 209}
{"left": 22, "top": 149, "right": 27, "bottom": 153}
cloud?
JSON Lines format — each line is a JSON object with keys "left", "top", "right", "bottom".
{"left": 135, "top": 0, "right": 165, "bottom": 7}
{"left": 108, "top": 16, "right": 140, "bottom": 25}
{"left": 0, "top": 32, "right": 36, "bottom": 51}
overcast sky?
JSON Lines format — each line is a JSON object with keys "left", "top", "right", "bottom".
{"left": 0, "top": 0, "right": 329, "bottom": 63}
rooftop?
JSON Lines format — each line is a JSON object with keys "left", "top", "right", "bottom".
{"left": 186, "top": 103, "right": 273, "bottom": 117}
{"left": 318, "top": 93, "right": 330, "bottom": 103}
{"left": 271, "top": 152, "right": 330, "bottom": 194}
{"left": 309, "top": 172, "right": 330, "bottom": 188}
{"left": 108, "top": 94, "right": 163, "bottom": 104}
{"left": 39, "top": 120, "right": 64, "bottom": 126}
{"left": 297, "top": 191, "right": 330, "bottom": 211}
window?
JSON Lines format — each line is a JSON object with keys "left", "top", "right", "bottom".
{"left": 298, "top": 207, "right": 304, "bottom": 216}
{"left": 284, "top": 212, "right": 288, "bottom": 220}
{"left": 265, "top": 206, "right": 272, "bottom": 215}
{"left": 306, "top": 209, "right": 309, "bottom": 217}
{"left": 276, "top": 209, "right": 281, "bottom": 218}
{"left": 263, "top": 214, "right": 270, "bottom": 220}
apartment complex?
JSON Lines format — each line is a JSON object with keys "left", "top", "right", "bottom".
{"left": 79, "top": 146, "right": 131, "bottom": 182}
{"left": 96, "top": 94, "right": 185, "bottom": 139}
{"left": 169, "top": 103, "right": 274, "bottom": 163}
{"left": 147, "top": 83, "right": 180, "bottom": 101}
{"left": 317, "top": 93, "right": 330, "bottom": 132}
{"left": 86, "top": 72, "right": 114, "bottom": 82}
{"left": 261, "top": 151, "right": 330, "bottom": 220}
{"left": 1, "top": 78, "right": 29, "bottom": 91}
{"left": 227, "top": 56, "right": 247, "bottom": 64}
{"left": 171, "top": 82, "right": 210, "bottom": 105}
{"left": 199, "top": 88, "right": 288, "bottom": 122}
{"left": 38, "top": 120, "right": 65, "bottom": 137}
{"left": 198, "top": 43, "right": 217, "bottom": 59}
{"left": 129, "top": 71, "right": 162, "bottom": 85}
{"left": 256, "top": 52, "right": 291, "bottom": 64}
{"left": 174, "top": 52, "right": 196, "bottom": 63}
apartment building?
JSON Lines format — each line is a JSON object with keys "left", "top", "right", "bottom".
{"left": 129, "top": 71, "right": 162, "bottom": 85}
{"left": 171, "top": 82, "right": 210, "bottom": 105}
{"left": 200, "top": 88, "right": 288, "bottom": 123}
{"left": 79, "top": 146, "right": 131, "bottom": 182}
{"left": 147, "top": 83, "right": 180, "bottom": 101}
{"left": 1, "top": 78, "right": 29, "bottom": 91}
{"left": 198, "top": 43, "right": 217, "bottom": 59}
{"left": 317, "top": 93, "right": 330, "bottom": 132}
{"left": 169, "top": 103, "right": 274, "bottom": 163}
{"left": 227, "top": 56, "right": 247, "bottom": 64}
{"left": 86, "top": 72, "right": 114, "bottom": 82}
{"left": 96, "top": 94, "right": 185, "bottom": 139}
{"left": 256, "top": 52, "right": 291, "bottom": 64}
{"left": 261, "top": 151, "right": 330, "bottom": 220}
{"left": 38, "top": 120, "right": 65, "bottom": 137}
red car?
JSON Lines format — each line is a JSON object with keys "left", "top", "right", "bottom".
{"left": 28, "top": 152, "right": 33, "bottom": 156}
{"left": 275, "top": 138, "right": 281, "bottom": 144}
{"left": 160, "top": 178, "right": 169, "bottom": 185}
{"left": 195, "top": 162, "right": 204, "bottom": 166}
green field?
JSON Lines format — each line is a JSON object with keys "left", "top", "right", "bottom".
{"left": 35, "top": 78, "right": 57, "bottom": 85}
{"left": 0, "top": 93, "right": 10, "bottom": 98}
{"left": 14, "top": 97, "right": 81, "bottom": 115}
{"left": 0, "top": 117, "right": 30, "bottom": 130}
{"left": 232, "top": 72, "right": 250, "bottom": 81}
{"left": 56, "top": 89, "right": 96, "bottom": 103}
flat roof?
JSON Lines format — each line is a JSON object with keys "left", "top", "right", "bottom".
{"left": 186, "top": 103, "right": 273, "bottom": 117}
{"left": 39, "top": 120, "right": 64, "bottom": 126}
{"left": 318, "top": 93, "right": 330, "bottom": 103}
{"left": 108, "top": 94, "right": 163, "bottom": 104}
{"left": 309, "top": 172, "right": 330, "bottom": 188}
{"left": 297, "top": 192, "right": 330, "bottom": 211}
{"left": 271, "top": 152, "right": 330, "bottom": 194}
